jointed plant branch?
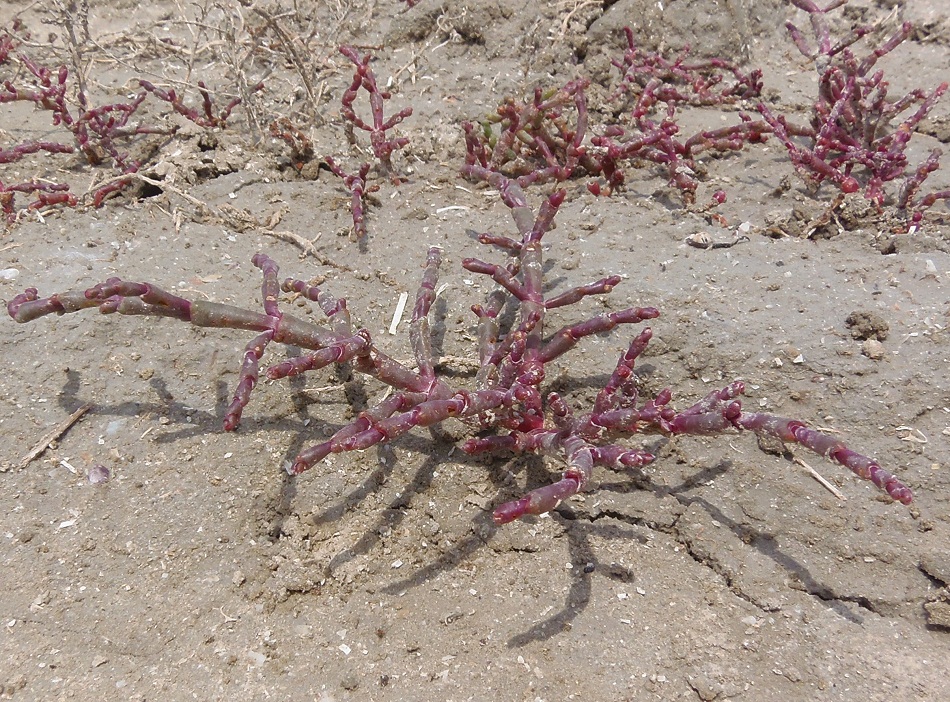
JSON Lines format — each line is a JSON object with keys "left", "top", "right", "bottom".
{"left": 8, "top": 178, "right": 913, "bottom": 523}
{"left": 758, "top": 0, "right": 949, "bottom": 221}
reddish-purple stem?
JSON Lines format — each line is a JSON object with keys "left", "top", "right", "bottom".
{"left": 8, "top": 179, "right": 914, "bottom": 524}
{"left": 338, "top": 45, "right": 412, "bottom": 175}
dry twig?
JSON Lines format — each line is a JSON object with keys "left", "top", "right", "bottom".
{"left": 18, "top": 404, "right": 92, "bottom": 470}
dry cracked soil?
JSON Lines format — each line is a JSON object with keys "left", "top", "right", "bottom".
{"left": 1, "top": 1, "right": 950, "bottom": 700}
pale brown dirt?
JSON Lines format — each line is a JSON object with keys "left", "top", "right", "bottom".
{"left": 1, "top": 1, "right": 949, "bottom": 701}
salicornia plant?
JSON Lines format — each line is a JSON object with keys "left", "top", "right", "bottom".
{"left": 8, "top": 175, "right": 913, "bottom": 523}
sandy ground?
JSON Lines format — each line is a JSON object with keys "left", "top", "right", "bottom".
{"left": 1, "top": 1, "right": 949, "bottom": 700}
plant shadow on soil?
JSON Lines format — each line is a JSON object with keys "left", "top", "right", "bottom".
{"left": 50, "top": 348, "right": 896, "bottom": 638}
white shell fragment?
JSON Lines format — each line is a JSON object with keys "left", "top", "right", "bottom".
{"left": 686, "top": 232, "right": 713, "bottom": 249}
{"left": 388, "top": 291, "right": 409, "bottom": 335}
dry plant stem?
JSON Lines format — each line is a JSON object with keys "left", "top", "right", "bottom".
{"left": 252, "top": 7, "right": 319, "bottom": 112}
{"left": 18, "top": 403, "right": 92, "bottom": 469}
{"left": 260, "top": 229, "right": 352, "bottom": 273}
{"left": 7, "top": 181, "right": 913, "bottom": 523}
{"left": 794, "top": 455, "right": 847, "bottom": 500}
{"left": 51, "top": 0, "right": 92, "bottom": 102}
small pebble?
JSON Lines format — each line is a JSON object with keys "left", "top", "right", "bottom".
{"left": 87, "top": 464, "right": 110, "bottom": 484}
{"left": 861, "top": 339, "right": 885, "bottom": 360}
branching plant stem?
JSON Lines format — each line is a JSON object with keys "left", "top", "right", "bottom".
{"left": 8, "top": 177, "right": 913, "bottom": 523}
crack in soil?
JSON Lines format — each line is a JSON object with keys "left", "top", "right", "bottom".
{"left": 563, "top": 488, "right": 900, "bottom": 620}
